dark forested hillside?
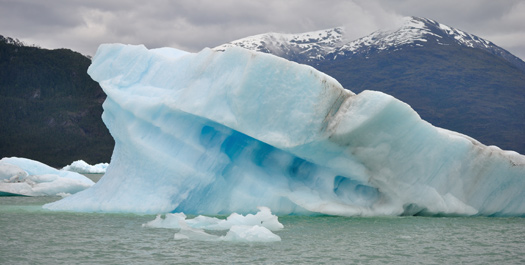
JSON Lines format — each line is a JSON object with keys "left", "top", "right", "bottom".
{"left": 0, "top": 35, "right": 114, "bottom": 167}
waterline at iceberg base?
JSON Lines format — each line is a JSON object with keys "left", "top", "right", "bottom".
{"left": 44, "top": 44, "right": 525, "bottom": 216}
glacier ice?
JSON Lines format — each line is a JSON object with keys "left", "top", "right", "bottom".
{"left": 44, "top": 44, "right": 525, "bottom": 216}
{"left": 62, "top": 160, "right": 108, "bottom": 174}
{"left": 0, "top": 157, "right": 94, "bottom": 196}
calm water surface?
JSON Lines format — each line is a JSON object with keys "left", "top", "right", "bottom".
{"left": 1, "top": 175, "right": 524, "bottom": 264}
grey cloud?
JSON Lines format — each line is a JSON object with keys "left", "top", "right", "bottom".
{"left": 0, "top": 0, "right": 524, "bottom": 59}
{"left": 0, "top": 1, "right": 82, "bottom": 35}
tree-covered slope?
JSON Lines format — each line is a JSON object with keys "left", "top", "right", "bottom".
{"left": 0, "top": 36, "right": 114, "bottom": 167}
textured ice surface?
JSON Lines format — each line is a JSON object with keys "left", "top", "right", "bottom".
{"left": 62, "top": 160, "right": 108, "bottom": 174}
{"left": 0, "top": 157, "right": 94, "bottom": 196}
{"left": 44, "top": 44, "right": 525, "bottom": 216}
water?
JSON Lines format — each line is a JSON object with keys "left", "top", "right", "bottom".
{"left": 1, "top": 175, "right": 525, "bottom": 264}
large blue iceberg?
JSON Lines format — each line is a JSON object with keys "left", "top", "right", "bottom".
{"left": 44, "top": 44, "right": 525, "bottom": 216}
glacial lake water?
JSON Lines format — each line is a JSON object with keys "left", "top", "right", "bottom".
{"left": 1, "top": 174, "right": 525, "bottom": 264}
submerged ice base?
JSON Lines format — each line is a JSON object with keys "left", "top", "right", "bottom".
{"left": 45, "top": 44, "right": 525, "bottom": 216}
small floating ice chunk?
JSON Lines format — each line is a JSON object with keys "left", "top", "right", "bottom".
{"left": 222, "top": 225, "right": 281, "bottom": 242}
{"left": 174, "top": 221, "right": 220, "bottom": 241}
{"left": 143, "top": 206, "right": 283, "bottom": 231}
{"left": 173, "top": 224, "right": 281, "bottom": 242}
{"left": 62, "top": 160, "right": 108, "bottom": 174}
{"left": 188, "top": 206, "right": 284, "bottom": 231}
{"left": 142, "top": 212, "right": 187, "bottom": 229}
{"left": 221, "top": 206, "right": 284, "bottom": 231}
{"left": 145, "top": 207, "right": 283, "bottom": 242}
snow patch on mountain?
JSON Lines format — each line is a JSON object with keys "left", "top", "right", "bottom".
{"left": 215, "top": 27, "right": 344, "bottom": 62}
{"left": 214, "top": 16, "right": 525, "bottom": 70}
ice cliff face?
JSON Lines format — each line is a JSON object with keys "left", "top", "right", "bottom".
{"left": 44, "top": 44, "right": 525, "bottom": 216}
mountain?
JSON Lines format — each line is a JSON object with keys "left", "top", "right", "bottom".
{"left": 214, "top": 17, "right": 525, "bottom": 154}
{"left": 0, "top": 35, "right": 114, "bottom": 167}
{"left": 215, "top": 17, "right": 525, "bottom": 71}
{"left": 215, "top": 27, "right": 344, "bottom": 63}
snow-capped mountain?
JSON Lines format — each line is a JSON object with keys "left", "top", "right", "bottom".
{"left": 335, "top": 17, "right": 524, "bottom": 71}
{"left": 215, "top": 16, "right": 525, "bottom": 71}
{"left": 214, "top": 27, "right": 344, "bottom": 62}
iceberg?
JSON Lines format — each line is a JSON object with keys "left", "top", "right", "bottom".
{"left": 44, "top": 44, "right": 525, "bottom": 216}
{"left": 0, "top": 157, "right": 94, "bottom": 196}
{"left": 62, "top": 160, "right": 108, "bottom": 174}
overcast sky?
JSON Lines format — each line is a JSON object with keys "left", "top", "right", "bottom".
{"left": 1, "top": 0, "right": 524, "bottom": 60}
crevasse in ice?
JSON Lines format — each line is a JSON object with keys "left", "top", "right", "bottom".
{"left": 44, "top": 44, "right": 525, "bottom": 216}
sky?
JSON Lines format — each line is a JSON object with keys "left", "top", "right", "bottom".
{"left": 1, "top": 0, "right": 524, "bottom": 60}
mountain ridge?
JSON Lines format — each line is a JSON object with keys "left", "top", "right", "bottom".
{"left": 215, "top": 16, "right": 525, "bottom": 72}
{"left": 215, "top": 27, "right": 344, "bottom": 62}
